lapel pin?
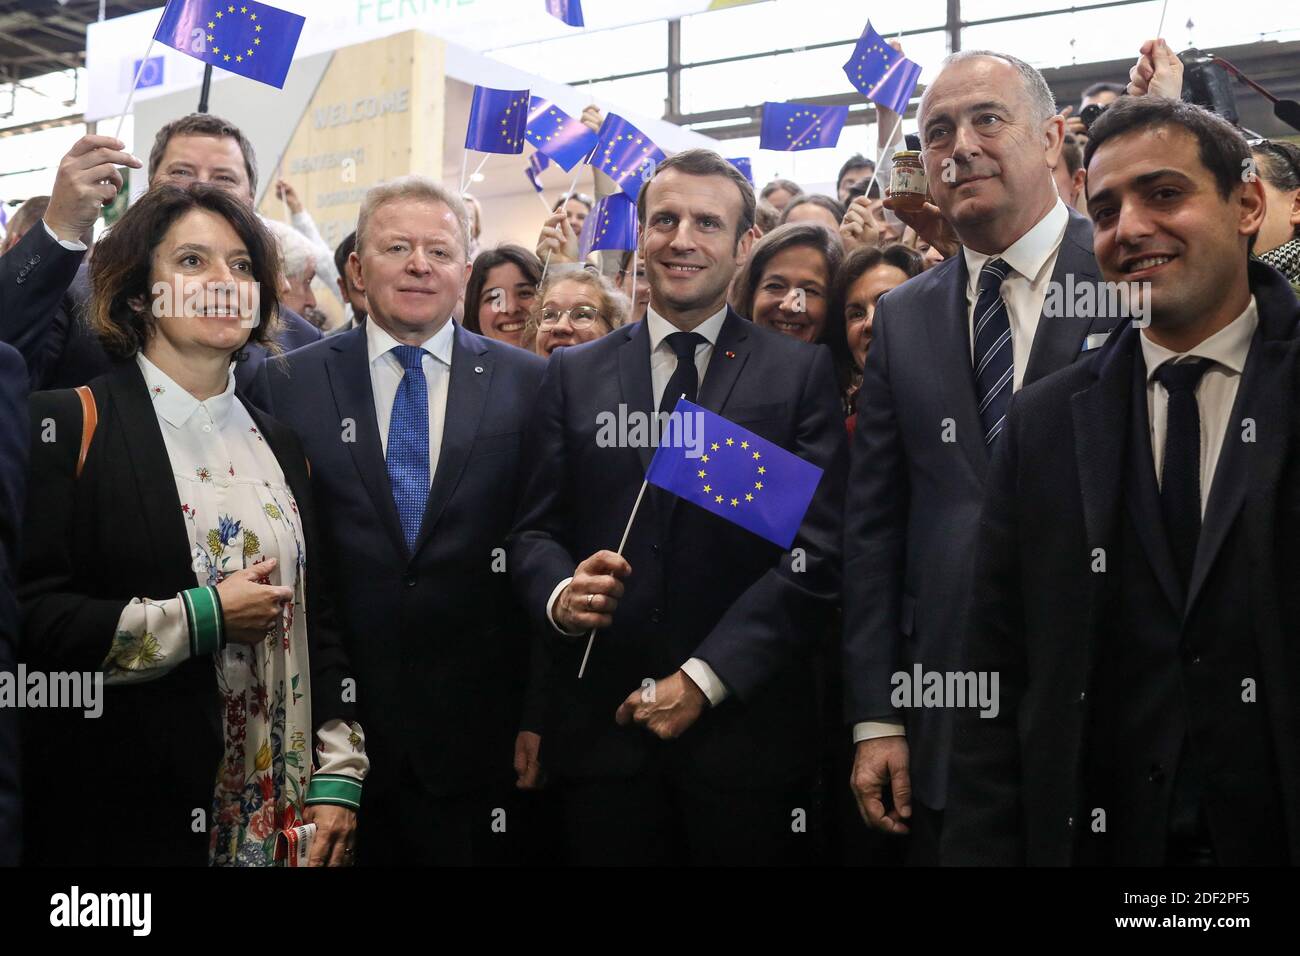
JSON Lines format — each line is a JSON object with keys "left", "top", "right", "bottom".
{"left": 474, "top": 365, "right": 484, "bottom": 374}
{"left": 725, "top": 350, "right": 736, "bottom": 359}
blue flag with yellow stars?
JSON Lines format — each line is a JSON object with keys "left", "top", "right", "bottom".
{"left": 526, "top": 97, "right": 599, "bottom": 172}
{"left": 545, "top": 0, "right": 584, "bottom": 28}
{"left": 646, "top": 398, "right": 824, "bottom": 549}
{"left": 759, "top": 102, "right": 848, "bottom": 152}
{"left": 466, "top": 86, "right": 530, "bottom": 154}
{"left": 842, "top": 22, "right": 921, "bottom": 114}
{"left": 153, "top": 0, "right": 305, "bottom": 89}
{"left": 592, "top": 113, "right": 666, "bottom": 199}
{"left": 526, "top": 151, "right": 550, "bottom": 192}
{"left": 577, "top": 193, "right": 638, "bottom": 258}
{"left": 727, "top": 156, "right": 754, "bottom": 184}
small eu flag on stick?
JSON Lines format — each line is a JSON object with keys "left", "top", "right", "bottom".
{"left": 153, "top": 0, "right": 305, "bottom": 89}
{"left": 545, "top": 0, "right": 584, "bottom": 28}
{"left": 759, "top": 102, "right": 849, "bottom": 152}
{"left": 466, "top": 86, "right": 530, "bottom": 155}
{"left": 842, "top": 21, "right": 922, "bottom": 114}
{"left": 592, "top": 113, "right": 666, "bottom": 199}
{"left": 577, "top": 193, "right": 639, "bottom": 258}
{"left": 526, "top": 97, "right": 599, "bottom": 172}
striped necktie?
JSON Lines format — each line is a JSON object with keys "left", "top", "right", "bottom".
{"left": 973, "top": 257, "right": 1013, "bottom": 445}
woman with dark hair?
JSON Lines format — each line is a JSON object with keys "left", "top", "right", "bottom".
{"left": 828, "top": 242, "right": 924, "bottom": 427}
{"left": 462, "top": 244, "right": 542, "bottom": 349}
{"left": 19, "top": 183, "right": 366, "bottom": 867}
{"left": 780, "top": 193, "right": 847, "bottom": 236}
{"left": 731, "top": 220, "right": 850, "bottom": 396}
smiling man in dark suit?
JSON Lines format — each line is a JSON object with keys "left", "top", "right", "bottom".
{"left": 843, "top": 50, "right": 1118, "bottom": 864}
{"left": 257, "top": 176, "right": 546, "bottom": 865}
{"left": 509, "top": 149, "right": 847, "bottom": 865}
{"left": 945, "top": 97, "right": 1300, "bottom": 866}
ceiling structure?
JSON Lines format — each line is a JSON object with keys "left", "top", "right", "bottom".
{"left": 0, "top": 0, "right": 156, "bottom": 85}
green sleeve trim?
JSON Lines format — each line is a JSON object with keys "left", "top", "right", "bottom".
{"left": 182, "top": 585, "right": 224, "bottom": 656}
{"left": 306, "top": 773, "right": 362, "bottom": 810}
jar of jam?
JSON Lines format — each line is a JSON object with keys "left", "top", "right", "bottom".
{"left": 888, "top": 150, "right": 927, "bottom": 211}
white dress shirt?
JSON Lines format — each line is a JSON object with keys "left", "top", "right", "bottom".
{"left": 545, "top": 304, "right": 732, "bottom": 706}
{"left": 1140, "top": 297, "right": 1258, "bottom": 515}
{"left": 854, "top": 200, "right": 1072, "bottom": 745}
{"left": 962, "top": 198, "right": 1071, "bottom": 392}
{"left": 366, "top": 316, "right": 455, "bottom": 483}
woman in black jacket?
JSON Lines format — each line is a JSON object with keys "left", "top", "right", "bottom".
{"left": 18, "top": 184, "right": 366, "bottom": 866}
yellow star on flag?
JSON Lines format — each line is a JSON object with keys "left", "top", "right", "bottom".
{"left": 726, "top": 438, "right": 734, "bottom": 446}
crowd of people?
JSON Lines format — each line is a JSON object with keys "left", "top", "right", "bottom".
{"left": 0, "top": 34, "right": 1298, "bottom": 868}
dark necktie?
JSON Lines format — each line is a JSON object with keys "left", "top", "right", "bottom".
{"left": 659, "top": 331, "right": 707, "bottom": 416}
{"left": 1154, "top": 358, "right": 1213, "bottom": 590}
{"left": 972, "top": 257, "right": 1014, "bottom": 445}
{"left": 386, "top": 345, "right": 430, "bottom": 552}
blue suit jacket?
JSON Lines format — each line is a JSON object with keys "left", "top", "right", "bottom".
{"left": 842, "top": 207, "right": 1112, "bottom": 810}
{"left": 508, "top": 309, "right": 848, "bottom": 787}
{"left": 255, "top": 322, "right": 546, "bottom": 798}
{"left": 0, "top": 342, "right": 27, "bottom": 863}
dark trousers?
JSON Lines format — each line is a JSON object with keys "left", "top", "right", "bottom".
{"left": 358, "top": 760, "right": 525, "bottom": 866}
{"left": 907, "top": 801, "right": 944, "bottom": 867}
{"left": 557, "top": 753, "right": 817, "bottom": 866}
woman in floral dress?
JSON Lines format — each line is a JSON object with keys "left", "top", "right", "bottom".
{"left": 19, "top": 184, "right": 366, "bottom": 866}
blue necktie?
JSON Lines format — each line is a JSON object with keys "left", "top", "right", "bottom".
{"left": 972, "top": 257, "right": 1013, "bottom": 445}
{"left": 386, "top": 345, "right": 430, "bottom": 552}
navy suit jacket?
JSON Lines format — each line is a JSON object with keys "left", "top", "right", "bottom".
{"left": 256, "top": 322, "right": 546, "bottom": 799}
{"left": 0, "top": 342, "right": 28, "bottom": 864}
{"left": 842, "top": 208, "right": 1113, "bottom": 810}
{"left": 508, "top": 309, "right": 848, "bottom": 787}
{"left": 0, "top": 224, "right": 321, "bottom": 393}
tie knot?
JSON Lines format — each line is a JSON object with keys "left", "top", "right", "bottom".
{"left": 978, "top": 257, "right": 1011, "bottom": 294}
{"left": 392, "top": 345, "right": 426, "bottom": 371}
{"left": 1155, "top": 357, "right": 1213, "bottom": 395}
{"left": 665, "top": 331, "right": 706, "bottom": 362}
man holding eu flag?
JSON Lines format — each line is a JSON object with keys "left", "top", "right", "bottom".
{"left": 509, "top": 149, "right": 847, "bottom": 865}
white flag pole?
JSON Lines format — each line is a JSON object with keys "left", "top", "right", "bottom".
{"left": 578, "top": 477, "right": 650, "bottom": 679}
{"left": 113, "top": 37, "right": 157, "bottom": 142}
{"left": 540, "top": 162, "right": 586, "bottom": 285}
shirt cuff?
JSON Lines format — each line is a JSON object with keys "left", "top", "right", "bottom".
{"left": 546, "top": 576, "right": 585, "bottom": 636}
{"left": 853, "top": 720, "right": 906, "bottom": 743}
{"left": 181, "top": 585, "right": 225, "bottom": 656}
{"left": 41, "top": 219, "right": 88, "bottom": 251}
{"left": 681, "top": 657, "right": 729, "bottom": 706}
{"left": 307, "top": 719, "right": 368, "bottom": 810}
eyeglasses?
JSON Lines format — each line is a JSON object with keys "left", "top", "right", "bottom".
{"left": 538, "top": 306, "right": 603, "bottom": 329}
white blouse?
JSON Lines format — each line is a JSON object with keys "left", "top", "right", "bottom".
{"left": 102, "top": 354, "right": 368, "bottom": 866}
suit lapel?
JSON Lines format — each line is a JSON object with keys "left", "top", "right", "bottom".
{"left": 107, "top": 363, "right": 194, "bottom": 591}
{"left": 696, "top": 310, "right": 751, "bottom": 414}
{"left": 413, "top": 325, "right": 490, "bottom": 555}
{"left": 1024, "top": 212, "right": 1104, "bottom": 386}
{"left": 618, "top": 321, "right": 657, "bottom": 475}
{"left": 1187, "top": 310, "right": 1299, "bottom": 616}
{"left": 323, "top": 328, "right": 409, "bottom": 559}
{"left": 927, "top": 255, "right": 989, "bottom": 481}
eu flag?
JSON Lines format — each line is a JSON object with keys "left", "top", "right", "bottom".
{"left": 466, "top": 86, "right": 530, "bottom": 154}
{"left": 153, "top": 0, "right": 305, "bottom": 90}
{"left": 759, "top": 102, "right": 848, "bottom": 152}
{"left": 592, "top": 114, "right": 666, "bottom": 199}
{"left": 842, "top": 22, "right": 922, "bottom": 114}
{"left": 545, "top": 0, "right": 584, "bottom": 28}
{"left": 577, "top": 193, "right": 638, "bottom": 258}
{"left": 727, "top": 156, "right": 754, "bottom": 184}
{"left": 526, "top": 151, "right": 550, "bottom": 192}
{"left": 646, "top": 398, "right": 824, "bottom": 549}
{"left": 526, "top": 97, "right": 599, "bottom": 172}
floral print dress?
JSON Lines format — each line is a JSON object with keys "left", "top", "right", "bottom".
{"left": 101, "top": 355, "right": 367, "bottom": 866}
